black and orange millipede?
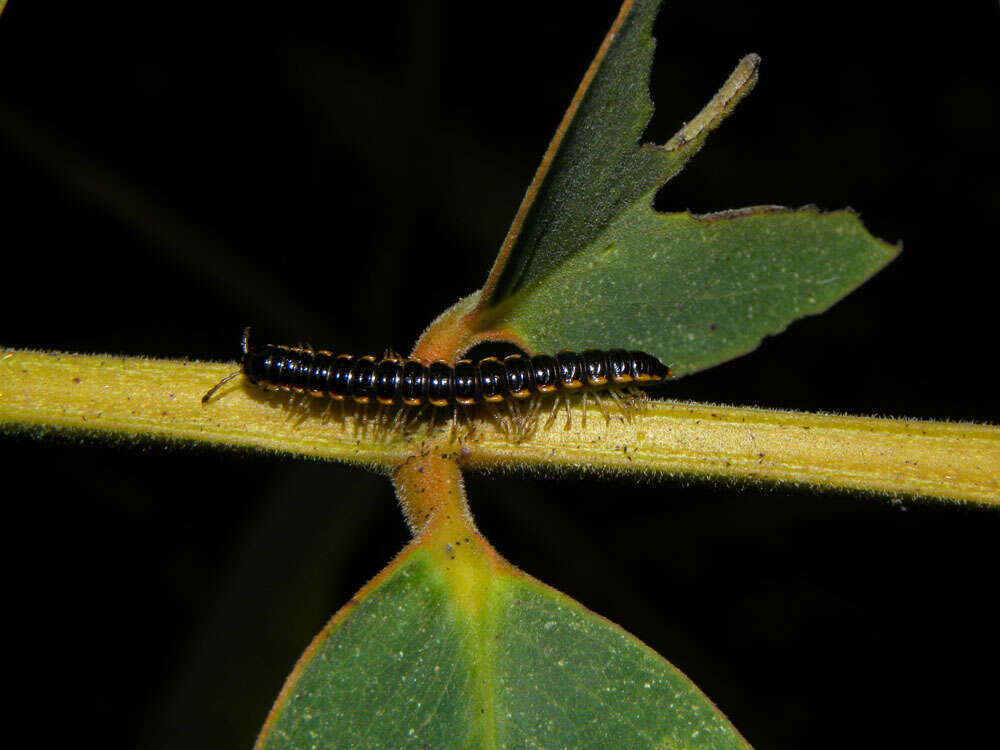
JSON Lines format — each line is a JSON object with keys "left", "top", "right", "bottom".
{"left": 202, "top": 328, "right": 672, "bottom": 419}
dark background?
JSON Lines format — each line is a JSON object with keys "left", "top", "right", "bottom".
{"left": 2, "top": 1, "right": 998, "bottom": 747}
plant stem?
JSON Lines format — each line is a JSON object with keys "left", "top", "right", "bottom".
{"left": 3, "top": 348, "right": 998, "bottom": 503}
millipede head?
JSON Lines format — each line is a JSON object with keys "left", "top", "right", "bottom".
{"left": 202, "top": 327, "right": 253, "bottom": 404}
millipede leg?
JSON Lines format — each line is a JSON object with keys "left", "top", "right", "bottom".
{"left": 292, "top": 394, "right": 313, "bottom": 427}
{"left": 373, "top": 404, "right": 387, "bottom": 439}
{"left": 405, "top": 404, "right": 427, "bottom": 429}
{"left": 355, "top": 401, "right": 370, "bottom": 438}
{"left": 351, "top": 402, "right": 361, "bottom": 436}
{"left": 522, "top": 397, "right": 540, "bottom": 439}
{"left": 623, "top": 387, "right": 644, "bottom": 421}
{"left": 529, "top": 396, "right": 545, "bottom": 437}
{"left": 592, "top": 391, "right": 611, "bottom": 424}
{"left": 628, "top": 387, "right": 648, "bottom": 418}
{"left": 563, "top": 393, "right": 572, "bottom": 430}
{"left": 510, "top": 398, "right": 537, "bottom": 442}
{"left": 525, "top": 394, "right": 540, "bottom": 421}
{"left": 496, "top": 403, "right": 511, "bottom": 438}
{"left": 386, "top": 405, "right": 401, "bottom": 437}
{"left": 505, "top": 399, "right": 520, "bottom": 433}
{"left": 392, "top": 405, "right": 409, "bottom": 432}
{"left": 608, "top": 389, "right": 631, "bottom": 423}
{"left": 285, "top": 389, "right": 310, "bottom": 422}
{"left": 520, "top": 395, "right": 540, "bottom": 434}
{"left": 580, "top": 391, "right": 589, "bottom": 428}
{"left": 461, "top": 405, "right": 477, "bottom": 439}
{"left": 487, "top": 404, "right": 510, "bottom": 438}
{"left": 544, "top": 394, "right": 562, "bottom": 429}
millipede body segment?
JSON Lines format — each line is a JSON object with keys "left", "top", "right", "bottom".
{"left": 201, "top": 328, "right": 673, "bottom": 407}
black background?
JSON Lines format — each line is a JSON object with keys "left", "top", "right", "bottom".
{"left": 2, "top": 1, "right": 998, "bottom": 747}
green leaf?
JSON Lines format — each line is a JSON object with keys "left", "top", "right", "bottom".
{"left": 479, "top": 0, "right": 759, "bottom": 309}
{"left": 471, "top": 0, "right": 897, "bottom": 376}
{"left": 257, "top": 544, "right": 749, "bottom": 749}
{"left": 480, "top": 205, "right": 899, "bottom": 376}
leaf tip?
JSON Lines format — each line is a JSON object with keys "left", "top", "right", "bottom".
{"left": 664, "top": 53, "right": 761, "bottom": 154}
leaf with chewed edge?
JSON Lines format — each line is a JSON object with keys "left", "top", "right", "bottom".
{"left": 469, "top": 0, "right": 897, "bottom": 376}
{"left": 257, "top": 540, "right": 750, "bottom": 749}
{"left": 479, "top": 205, "right": 898, "bottom": 377}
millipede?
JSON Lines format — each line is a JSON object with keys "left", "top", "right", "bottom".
{"left": 202, "top": 327, "right": 673, "bottom": 433}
